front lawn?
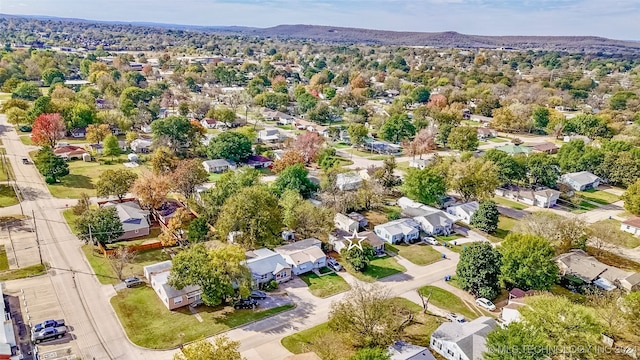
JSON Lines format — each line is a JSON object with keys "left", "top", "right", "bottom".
{"left": 19, "top": 136, "right": 33, "bottom": 146}
{"left": 571, "top": 200, "right": 599, "bottom": 214}
{"left": 386, "top": 243, "right": 443, "bottom": 266}
{"left": 435, "top": 234, "right": 463, "bottom": 243}
{"left": 111, "top": 286, "right": 294, "bottom": 349}
{"left": 0, "top": 151, "right": 14, "bottom": 181}
{"left": 590, "top": 219, "right": 640, "bottom": 249}
{"left": 0, "top": 185, "right": 19, "bottom": 207}
{"left": 299, "top": 272, "right": 350, "bottom": 298}
{"left": 493, "top": 196, "right": 528, "bottom": 210}
{"left": 578, "top": 189, "right": 619, "bottom": 205}
{"left": 418, "top": 286, "right": 478, "bottom": 319}
{"left": 0, "top": 263, "right": 47, "bottom": 281}
{"left": 488, "top": 215, "right": 517, "bottom": 242}
{"left": 0, "top": 245, "right": 9, "bottom": 271}
{"left": 348, "top": 255, "right": 406, "bottom": 282}
{"left": 488, "top": 137, "right": 508, "bottom": 143}
{"left": 82, "top": 245, "right": 171, "bottom": 285}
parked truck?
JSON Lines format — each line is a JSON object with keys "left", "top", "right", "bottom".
{"left": 31, "top": 326, "right": 67, "bottom": 344}
{"left": 32, "top": 319, "right": 65, "bottom": 333}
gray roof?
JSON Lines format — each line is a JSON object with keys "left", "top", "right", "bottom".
{"left": 388, "top": 341, "right": 436, "bottom": 360}
{"left": 245, "top": 249, "right": 291, "bottom": 276}
{"left": 203, "top": 159, "right": 233, "bottom": 168}
{"left": 103, "top": 201, "right": 149, "bottom": 232}
{"left": 431, "top": 316, "right": 497, "bottom": 360}
{"left": 563, "top": 171, "right": 600, "bottom": 186}
{"left": 375, "top": 218, "right": 420, "bottom": 236}
{"left": 275, "top": 238, "right": 322, "bottom": 253}
{"left": 154, "top": 270, "right": 201, "bottom": 298}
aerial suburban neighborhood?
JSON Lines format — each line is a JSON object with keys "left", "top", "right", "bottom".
{"left": 0, "top": 5, "right": 639, "bottom": 360}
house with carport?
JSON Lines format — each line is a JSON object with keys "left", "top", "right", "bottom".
{"left": 275, "top": 238, "right": 326, "bottom": 275}
{"left": 245, "top": 248, "right": 292, "bottom": 286}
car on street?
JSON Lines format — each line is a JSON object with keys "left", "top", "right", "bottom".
{"left": 234, "top": 298, "right": 258, "bottom": 310}
{"left": 475, "top": 297, "right": 496, "bottom": 311}
{"left": 31, "top": 326, "right": 67, "bottom": 344}
{"left": 124, "top": 277, "right": 143, "bottom": 288}
{"left": 423, "top": 237, "right": 439, "bottom": 245}
{"left": 446, "top": 312, "right": 466, "bottom": 323}
{"left": 327, "top": 257, "right": 342, "bottom": 271}
{"left": 33, "top": 319, "right": 65, "bottom": 333}
{"left": 249, "top": 290, "right": 267, "bottom": 299}
{"left": 22, "top": 158, "right": 30, "bottom": 164}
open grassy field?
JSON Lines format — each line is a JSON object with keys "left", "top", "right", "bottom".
{"left": 386, "top": 243, "right": 443, "bottom": 266}
{"left": 419, "top": 285, "right": 478, "bottom": 319}
{"left": 0, "top": 185, "right": 19, "bottom": 207}
{"left": 298, "top": 272, "right": 351, "bottom": 298}
{"left": 111, "top": 286, "right": 294, "bottom": 348}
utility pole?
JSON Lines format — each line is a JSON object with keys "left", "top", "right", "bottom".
{"left": 7, "top": 225, "right": 18, "bottom": 267}
{"left": 32, "top": 210, "right": 43, "bottom": 265}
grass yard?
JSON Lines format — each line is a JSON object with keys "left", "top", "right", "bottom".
{"left": 587, "top": 246, "right": 640, "bottom": 273}
{"left": 590, "top": 219, "right": 640, "bottom": 249}
{"left": 571, "top": 200, "right": 599, "bottom": 214}
{"left": 435, "top": 234, "right": 463, "bottom": 243}
{"left": 208, "top": 172, "right": 223, "bottom": 182}
{"left": 578, "top": 189, "right": 620, "bottom": 205}
{"left": 369, "top": 155, "right": 394, "bottom": 161}
{"left": 298, "top": 272, "right": 351, "bottom": 298}
{"left": 396, "top": 161, "right": 410, "bottom": 171}
{"left": 461, "top": 120, "right": 480, "bottom": 127}
{"left": 443, "top": 241, "right": 482, "bottom": 254}
{"left": 0, "top": 185, "right": 19, "bottom": 207}
{"left": 19, "top": 136, "right": 33, "bottom": 146}
{"left": 332, "top": 142, "right": 351, "bottom": 149}
{"left": 0, "top": 151, "right": 14, "bottom": 182}
{"left": 82, "top": 245, "right": 171, "bottom": 285}
{"left": 386, "top": 243, "right": 443, "bottom": 266}
{"left": 550, "top": 285, "right": 586, "bottom": 304}
{"left": 112, "top": 286, "right": 294, "bottom": 349}
{"left": 488, "top": 137, "right": 508, "bottom": 143}
{"left": 276, "top": 125, "right": 294, "bottom": 130}
{"left": 0, "top": 263, "right": 47, "bottom": 281}
{"left": 0, "top": 245, "right": 9, "bottom": 271}
{"left": 344, "top": 148, "right": 376, "bottom": 158}
{"left": 419, "top": 286, "right": 477, "bottom": 319}
{"left": 493, "top": 196, "right": 528, "bottom": 210}
{"left": 62, "top": 209, "right": 80, "bottom": 234}
{"left": 488, "top": 215, "right": 517, "bottom": 242}
{"left": 348, "top": 255, "right": 406, "bottom": 282}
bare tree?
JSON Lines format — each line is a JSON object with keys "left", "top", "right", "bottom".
{"left": 109, "top": 247, "right": 137, "bottom": 281}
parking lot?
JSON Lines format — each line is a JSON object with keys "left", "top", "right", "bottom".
{"left": 3, "top": 276, "right": 80, "bottom": 360}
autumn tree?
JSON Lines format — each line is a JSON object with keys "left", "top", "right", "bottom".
{"left": 622, "top": 178, "right": 640, "bottom": 215}
{"left": 109, "top": 247, "right": 137, "bottom": 281}
{"left": 514, "top": 211, "right": 588, "bottom": 252}
{"left": 293, "top": 131, "right": 324, "bottom": 163}
{"left": 32, "top": 113, "right": 66, "bottom": 147}
{"left": 5, "top": 107, "right": 28, "bottom": 126}
{"left": 150, "top": 147, "right": 179, "bottom": 175}
{"left": 174, "top": 336, "right": 245, "bottom": 360}
{"left": 159, "top": 208, "right": 191, "bottom": 246}
{"left": 403, "top": 126, "right": 437, "bottom": 159}
{"left": 131, "top": 172, "right": 170, "bottom": 210}
{"left": 96, "top": 169, "right": 137, "bottom": 200}
{"left": 170, "top": 159, "right": 209, "bottom": 200}
{"left": 271, "top": 150, "right": 305, "bottom": 173}
{"left": 86, "top": 123, "right": 111, "bottom": 144}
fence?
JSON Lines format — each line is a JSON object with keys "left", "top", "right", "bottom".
{"left": 97, "top": 241, "right": 163, "bottom": 257}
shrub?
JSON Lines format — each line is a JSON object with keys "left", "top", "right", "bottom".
{"left": 45, "top": 176, "right": 56, "bottom": 184}
{"left": 263, "top": 280, "right": 278, "bottom": 291}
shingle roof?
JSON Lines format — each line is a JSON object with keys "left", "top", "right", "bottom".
{"left": 203, "top": 159, "right": 233, "bottom": 168}
{"left": 103, "top": 201, "right": 149, "bottom": 232}
{"left": 245, "top": 250, "right": 291, "bottom": 276}
{"left": 376, "top": 218, "right": 419, "bottom": 236}
{"left": 431, "top": 317, "right": 497, "bottom": 360}
{"left": 563, "top": 171, "right": 600, "bottom": 186}
{"left": 388, "top": 341, "right": 436, "bottom": 360}
{"left": 495, "top": 144, "right": 533, "bottom": 155}
{"left": 623, "top": 217, "right": 640, "bottom": 228}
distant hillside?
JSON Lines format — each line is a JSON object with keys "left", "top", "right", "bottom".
{"left": 243, "top": 24, "right": 640, "bottom": 54}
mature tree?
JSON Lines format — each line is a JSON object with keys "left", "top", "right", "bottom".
{"left": 483, "top": 149, "right": 526, "bottom": 185}
{"left": 272, "top": 163, "right": 318, "bottom": 198}
{"left": 565, "top": 114, "right": 612, "bottom": 139}
{"left": 280, "top": 190, "right": 333, "bottom": 239}
{"left": 526, "top": 153, "right": 560, "bottom": 188}
{"left": 485, "top": 321, "right": 550, "bottom": 360}
{"left": 271, "top": 150, "right": 305, "bottom": 173}
{"left": 67, "top": 103, "right": 96, "bottom": 129}
{"left": 102, "top": 134, "right": 122, "bottom": 161}
{"left": 317, "top": 147, "right": 338, "bottom": 171}
{"left": 5, "top": 107, "right": 28, "bottom": 126}
{"left": 436, "top": 123, "right": 453, "bottom": 147}
{"left": 171, "top": 159, "right": 209, "bottom": 200}
{"left": 187, "top": 217, "right": 210, "bottom": 243}
{"left": 159, "top": 208, "right": 191, "bottom": 246}
{"left": 623, "top": 292, "right": 640, "bottom": 329}
{"left": 34, "top": 146, "right": 69, "bottom": 183}
{"left": 109, "top": 247, "right": 137, "bottom": 281}
{"left": 347, "top": 123, "right": 369, "bottom": 147}
{"left": 198, "top": 168, "right": 261, "bottom": 223}
{"left": 72, "top": 192, "right": 91, "bottom": 216}
{"left": 448, "top": 158, "right": 499, "bottom": 201}
{"left": 499, "top": 234, "right": 558, "bottom": 290}
{"left": 207, "top": 132, "right": 252, "bottom": 162}
{"left": 586, "top": 289, "right": 627, "bottom": 339}
{"left": 86, "top": 123, "right": 111, "bottom": 144}
{"left": 373, "top": 156, "right": 400, "bottom": 188}
{"left": 532, "top": 106, "right": 550, "bottom": 130}
{"left": 349, "top": 348, "right": 390, "bottom": 360}
{"left": 329, "top": 284, "right": 412, "bottom": 348}
{"left": 41, "top": 68, "right": 65, "bottom": 86}
{"left": 32, "top": 113, "right": 66, "bottom": 147}
{"left": 447, "top": 126, "right": 479, "bottom": 151}
{"left": 403, "top": 126, "right": 437, "bottom": 159}
{"left": 456, "top": 242, "right": 502, "bottom": 299}
{"left": 623, "top": 179, "right": 640, "bottom": 215}
{"left": 151, "top": 115, "right": 201, "bottom": 153}
{"left": 213, "top": 108, "right": 237, "bottom": 124}
{"left": 598, "top": 151, "right": 640, "bottom": 188}
{"left": 174, "top": 336, "right": 244, "bottom": 360}
{"left": 12, "top": 82, "right": 41, "bottom": 101}
{"left": 131, "top": 172, "right": 170, "bottom": 210}
{"left": 379, "top": 114, "right": 415, "bottom": 143}
{"left": 470, "top": 200, "right": 500, "bottom": 234}
{"left": 343, "top": 245, "right": 372, "bottom": 272}
{"left": 401, "top": 167, "right": 446, "bottom": 206}
{"left": 169, "top": 244, "right": 251, "bottom": 306}
{"left": 149, "top": 147, "right": 179, "bottom": 175}
{"left": 557, "top": 140, "right": 604, "bottom": 173}
{"left": 76, "top": 207, "right": 124, "bottom": 245}
{"left": 216, "top": 186, "right": 283, "bottom": 249}
{"left": 514, "top": 211, "right": 588, "bottom": 252}
{"left": 96, "top": 169, "right": 137, "bottom": 200}
{"left": 293, "top": 132, "right": 324, "bottom": 163}
{"left": 411, "top": 86, "right": 431, "bottom": 103}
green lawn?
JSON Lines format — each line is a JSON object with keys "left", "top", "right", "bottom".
{"left": 208, "top": 172, "right": 223, "bottom": 182}
{"left": 590, "top": 219, "right": 640, "bottom": 249}
{"left": 0, "top": 151, "right": 14, "bottom": 182}
{"left": 488, "top": 137, "right": 508, "bottom": 143}
{"left": 0, "top": 185, "right": 19, "bottom": 207}
{"left": 112, "top": 286, "right": 293, "bottom": 349}
{"left": 419, "top": 286, "right": 477, "bottom": 319}
{"left": 369, "top": 155, "right": 393, "bottom": 161}
{"left": 493, "top": 196, "right": 529, "bottom": 210}
{"left": 396, "top": 161, "right": 410, "bottom": 171}
{"left": 332, "top": 142, "right": 350, "bottom": 149}
{"left": 62, "top": 209, "right": 80, "bottom": 234}
{"left": 0, "top": 245, "right": 9, "bottom": 271}
{"left": 550, "top": 285, "right": 587, "bottom": 304}
{"left": 578, "top": 189, "right": 619, "bottom": 205}
{"left": 386, "top": 243, "right": 443, "bottom": 266}
{"left": 571, "top": 200, "right": 599, "bottom": 214}
{"left": 298, "top": 272, "right": 351, "bottom": 298}
{"left": 19, "top": 136, "right": 33, "bottom": 146}
{"left": 348, "top": 255, "right": 406, "bottom": 282}
{"left": 435, "top": 234, "right": 463, "bottom": 243}
{"left": 276, "top": 125, "right": 294, "bottom": 130}
{"left": 488, "top": 215, "right": 517, "bottom": 242}
{"left": 443, "top": 241, "right": 482, "bottom": 254}
{"left": 0, "top": 263, "right": 47, "bottom": 281}
{"left": 461, "top": 120, "right": 480, "bottom": 127}
{"left": 82, "top": 244, "right": 171, "bottom": 285}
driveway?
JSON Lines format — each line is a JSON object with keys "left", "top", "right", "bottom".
{"left": 497, "top": 205, "right": 528, "bottom": 219}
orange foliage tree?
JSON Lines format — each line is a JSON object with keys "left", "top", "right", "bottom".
{"left": 272, "top": 150, "right": 305, "bottom": 173}
{"left": 31, "top": 113, "right": 66, "bottom": 147}
{"left": 293, "top": 132, "right": 324, "bottom": 163}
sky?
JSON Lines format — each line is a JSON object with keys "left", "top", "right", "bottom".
{"left": 2, "top": 0, "right": 639, "bottom": 40}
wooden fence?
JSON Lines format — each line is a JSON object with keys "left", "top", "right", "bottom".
{"left": 97, "top": 241, "right": 163, "bottom": 257}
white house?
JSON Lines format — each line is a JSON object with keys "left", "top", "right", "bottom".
{"left": 494, "top": 187, "right": 560, "bottom": 208}
{"left": 336, "top": 172, "right": 363, "bottom": 191}
{"left": 330, "top": 229, "right": 385, "bottom": 255}
{"left": 130, "top": 139, "right": 153, "bottom": 153}
{"left": 409, "top": 158, "right": 433, "bottom": 170}
{"left": 143, "top": 261, "right": 202, "bottom": 310}
{"left": 200, "top": 118, "right": 217, "bottom": 129}
{"left": 275, "top": 238, "right": 327, "bottom": 275}
{"left": 560, "top": 171, "right": 601, "bottom": 191}
{"left": 245, "top": 248, "right": 292, "bottom": 286}
{"left": 334, "top": 213, "right": 359, "bottom": 233}
{"left": 202, "top": 159, "right": 236, "bottom": 173}
{"left": 374, "top": 218, "right": 420, "bottom": 244}
{"left": 446, "top": 202, "right": 479, "bottom": 225}
{"left": 388, "top": 341, "right": 436, "bottom": 360}
{"left": 621, "top": 217, "right": 640, "bottom": 236}
{"left": 398, "top": 197, "right": 454, "bottom": 235}
{"left": 430, "top": 316, "right": 497, "bottom": 360}
{"left": 258, "top": 129, "right": 281, "bottom": 143}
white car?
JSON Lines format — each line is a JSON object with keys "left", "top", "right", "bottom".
{"left": 423, "top": 237, "right": 439, "bottom": 245}
{"left": 475, "top": 297, "right": 496, "bottom": 311}
{"left": 446, "top": 312, "right": 466, "bottom": 323}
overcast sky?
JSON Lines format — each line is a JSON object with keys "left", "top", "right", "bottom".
{"left": 2, "top": 0, "right": 639, "bottom": 40}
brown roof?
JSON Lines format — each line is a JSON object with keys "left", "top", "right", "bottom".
{"left": 623, "top": 217, "right": 640, "bottom": 228}
{"left": 531, "top": 142, "right": 558, "bottom": 152}
{"left": 54, "top": 145, "right": 88, "bottom": 156}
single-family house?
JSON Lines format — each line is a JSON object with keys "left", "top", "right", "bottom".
{"left": 334, "top": 213, "right": 359, "bottom": 233}
{"left": 446, "top": 202, "right": 479, "bottom": 225}
{"left": 476, "top": 128, "right": 497, "bottom": 140}
{"left": 202, "top": 159, "right": 236, "bottom": 173}
{"left": 245, "top": 248, "right": 292, "bottom": 286}
{"left": 398, "top": 197, "right": 454, "bottom": 235}
{"left": 330, "top": 229, "right": 385, "bottom": 255}
{"left": 69, "top": 127, "right": 86, "bottom": 138}
{"left": 110, "top": 125, "right": 124, "bottom": 136}
{"left": 621, "top": 217, "right": 640, "bottom": 236}
{"left": 88, "top": 143, "right": 103, "bottom": 154}
{"left": 200, "top": 118, "right": 217, "bottom": 129}
{"left": 348, "top": 212, "right": 368, "bottom": 229}
{"left": 144, "top": 261, "right": 202, "bottom": 310}
{"left": 531, "top": 142, "right": 559, "bottom": 154}
{"left": 130, "top": 138, "right": 153, "bottom": 153}
{"left": 336, "top": 172, "right": 363, "bottom": 191}
{"left": 494, "top": 187, "right": 560, "bottom": 208}
{"left": 555, "top": 249, "right": 640, "bottom": 292}
{"left": 560, "top": 171, "right": 601, "bottom": 191}
{"left": 388, "top": 341, "right": 436, "bottom": 360}
{"left": 374, "top": 218, "right": 420, "bottom": 244}
{"left": 258, "top": 129, "right": 281, "bottom": 143}
{"left": 409, "top": 158, "right": 433, "bottom": 170}
{"left": 563, "top": 135, "right": 592, "bottom": 144}
{"left": 53, "top": 145, "right": 88, "bottom": 160}
{"left": 141, "top": 124, "right": 153, "bottom": 134}
{"left": 275, "top": 238, "right": 327, "bottom": 275}
{"left": 430, "top": 316, "right": 498, "bottom": 360}
{"left": 246, "top": 155, "right": 273, "bottom": 168}
{"left": 495, "top": 144, "right": 533, "bottom": 156}
{"left": 102, "top": 201, "right": 150, "bottom": 240}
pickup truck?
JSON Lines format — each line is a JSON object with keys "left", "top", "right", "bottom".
{"left": 31, "top": 326, "right": 67, "bottom": 344}
{"left": 33, "top": 319, "right": 65, "bottom": 333}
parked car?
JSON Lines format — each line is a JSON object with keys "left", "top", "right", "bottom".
{"left": 22, "top": 158, "right": 30, "bottom": 164}
{"left": 124, "top": 277, "right": 143, "bottom": 288}
{"left": 31, "top": 326, "right": 67, "bottom": 344}
{"left": 249, "top": 290, "right": 267, "bottom": 299}
{"left": 475, "top": 298, "right": 496, "bottom": 311}
{"left": 33, "top": 319, "right": 65, "bottom": 333}
{"left": 423, "top": 237, "right": 439, "bottom": 245}
{"left": 446, "top": 312, "right": 466, "bottom": 323}
{"left": 327, "top": 257, "right": 343, "bottom": 272}
{"left": 234, "top": 298, "right": 258, "bottom": 310}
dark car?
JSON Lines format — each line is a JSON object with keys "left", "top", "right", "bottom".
{"left": 249, "top": 290, "right": 267, "bottom": 299}
{"left": 22, "top": 158, "right": 30, "bottom": 165}
{"left": 234, "top": 298, "right": 258, "bottom": 310}
{"left": 124, "top": 277, "right": 143, "bottom": 288}
{"left": 33, "top": 319, "right": 65, "bottom": 333}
